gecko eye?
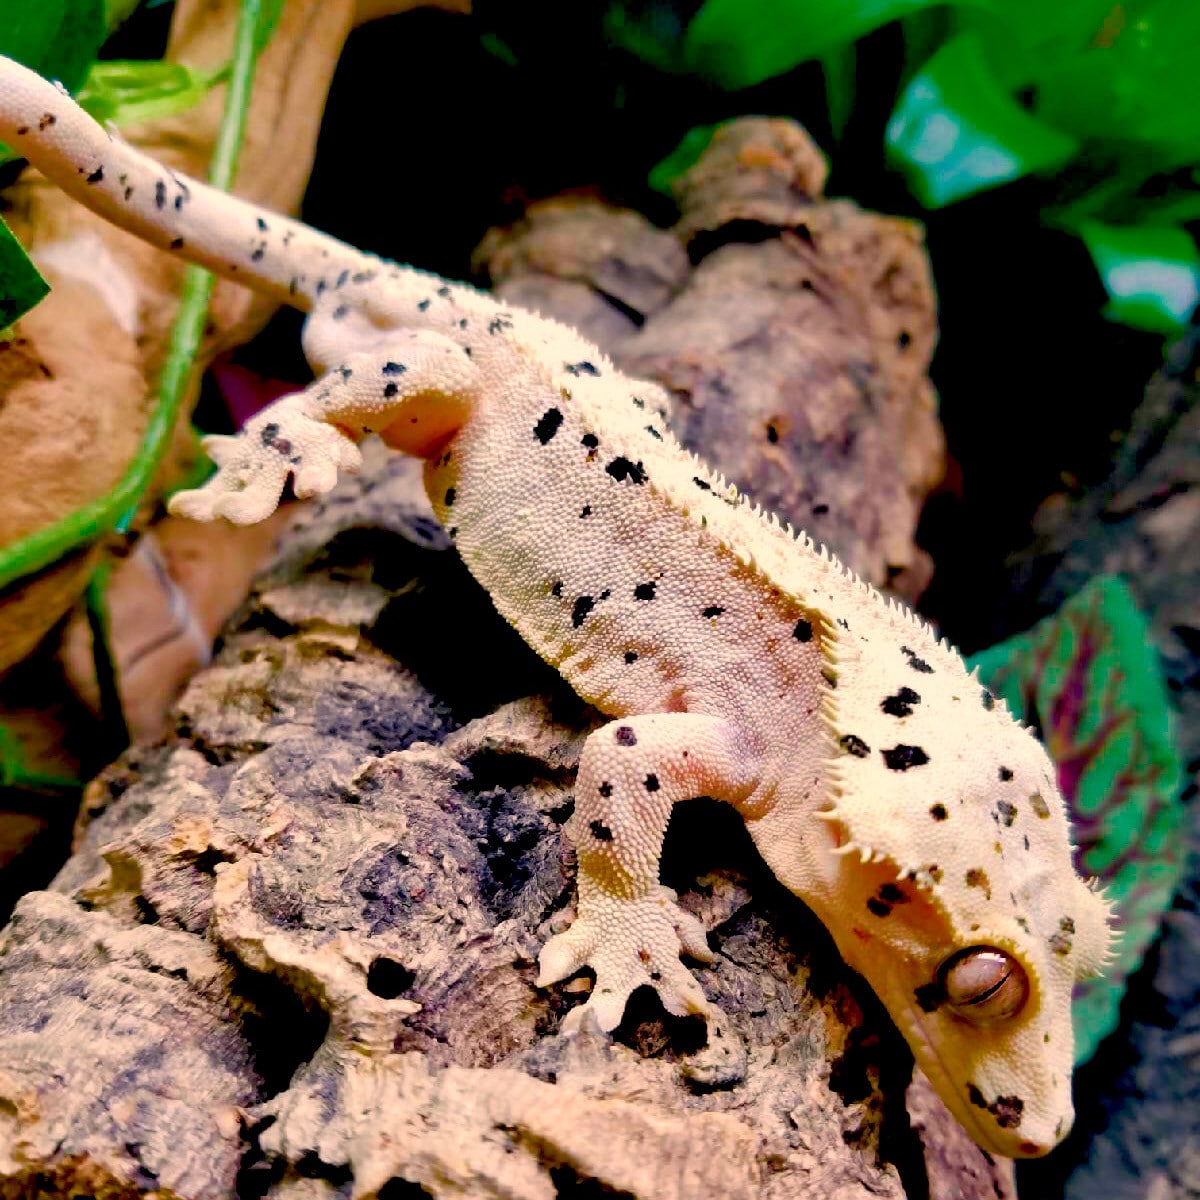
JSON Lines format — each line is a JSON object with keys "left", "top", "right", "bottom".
{"left": 938, "top": 946, "right": 1028, "bottom": 1023}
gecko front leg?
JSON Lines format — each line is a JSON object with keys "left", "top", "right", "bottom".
{"left": 538, "top": 712, "right": 761, "bottom": 1033}
{"left": 169, "top": 331, "right": 479, "bottom": 524}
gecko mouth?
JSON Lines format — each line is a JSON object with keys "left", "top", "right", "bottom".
{"left": 898, "top": 994, "right": 1054, "bottom": 1158}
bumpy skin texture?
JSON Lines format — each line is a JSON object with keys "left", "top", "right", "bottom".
{"left": 0, "top": 56, "right": 1113, "bottom": 1158}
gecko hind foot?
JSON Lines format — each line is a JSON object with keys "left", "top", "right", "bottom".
{"left": 537, "top": 885, "right": 714, "bottom": 1034}
{"left": 168, "top": 400, "right": 362, "bottom": 525}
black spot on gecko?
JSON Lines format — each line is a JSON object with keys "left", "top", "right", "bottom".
{"left": 645, "top": 425, "right": 663, "bottom": 440}
{"left": 259, "top": 423, "right": 293, "bottom": 456}
{"left": 332, "top": 305, "right": 349, "bottom": 320}
{"left": 533, "top": 408, "right": 564, "bottom": 445}
{"left": 631, "top": 396, "right": 645, "bottom": 409}
{"left": 251, "top": 244, "right": 266, "bottom": 262}
{"left": 633, "top": 582, "right": 656, "bottom": 601}
{"left": 793, "top": 619, "right": 813, "bottom": 642}
{"left": 930, "top": 804, "right": 948, "bottom": 821}
{"left": 169, "top": 237, "right": 184, "bottom": 250}
{"left": 571, "top": 596, "right": 595, "bottom": 628}
{"left": 85, "top": 165, "right": 103, "bottom": 184}
{"left": 965, "top": 868, "right": 991, "bottom": 898}
{"left": 1048, "top": 916, "right": 1075, "bottom": 956}
{"left": 488, "top": 316, "right": 513, "bottom": 335}
{"left": 766, "top": 423, "right": 779, "bottom": 443}
{"left": 589, "top": 820, "right": 613, "bottom": 841}
{"left": 417, "top": 298, "right": 431, "bottom": 311}
{"left": 383, "top": 382, "right": 399, "bottom": 399}
{"left": 624, "top": 652, "right": 638, "bottom": 664}
{"left": 644, "top": 774, "right": 660, "bottom": 792}
{"left": 693, "top": 477, "right": 712, "bottom": 491}
{"left": 550, "top": 581, "right": 563, "bottom": 598}
{"left": 998, "top": 766, "right": 1014, "bottom": 781}
{"left": 598, "top": 782, "right": 613, "bottom": 798}
{"left": 900, "top": 646, "right": 934, "bottom": 674}
{"left": 458, "top": 318, "right": 468, "bottom": 330}
{"left": 882, "top": 745, "right": 929, "bottom": 771}
{"left": 434, "top": 285, "right": 451, "bottom": 298}
{"left": 155, "top": 180, "right": 167, "bottom": 209}
{"left": 811, "top": 503, "right": 829, "bottom": 515}
{"left": 881, "top": 687, "right": 921, "bottom": 717}
{"left": 981, "top": 689, "right": 996, "bottom": 711}
{"left": 382, "top": 361, "right": 406, "bottom": 376}
{"left": 840, "top": 734, "right": 870, "bottom": 758}
{"left": 580, "top": 505, "right": 592, "bottom": 518}
{"left": 564, "top": 361, "right": 600, "bottom": 377}
{"left": 444, "top": 488, "right": 456, "bottom": 507}
{"left": 702, "top": 606, "right": 725, "bottom": 618}
{"left": 867, "top": 898, "right": 891, "bottom": 918}
{"left": 605, "top": 457, "right": 647, "bottom": 485}
{"left": 256, "top": 217, "right": 269, "bottom": 232}
{"left": 615, "top": 726, "right": 637, "bottom": 747}
{"left": 996, "top": 800, "right": 1018, "bottom": 826}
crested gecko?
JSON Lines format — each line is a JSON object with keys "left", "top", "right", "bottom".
{"left": 0, "top": 55, "right": 1113, "bottom": 1158}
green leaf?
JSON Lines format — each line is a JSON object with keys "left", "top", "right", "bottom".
{"left": 603, "top": 1, "right": 689, "bottom": 75}
{"left": 821, "top": 43, "right": 858, "bottom": 143}
{"left": 77, "top": 60, "right": 220, "bottom": 127}
{"left": 948, "top": 0, "right": 1116, "bottom": 90}
{"left": 886, "top": 32, "right": 1078, "bottom": 207}
{"left": 648, "top": 122, "right": 721, "bottom": 197}
{"left": 969, "top": 576, "right": 1186, "bottom": 1063}
{"left": 1076, "top": 221, "right": 1200, "bottom": 335}
{"left": 0, "top": 0, "right": 106, "bottom": 93}
{"left": 0, "top": 214, "right": 49, "bottom": 327}
{"left": 1033, "top": 0, "right": 1200, "bottom": 154}
{"left": 684, "top": 0, "right": 939, "bottom": 90}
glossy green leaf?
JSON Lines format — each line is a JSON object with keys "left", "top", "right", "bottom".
{"left": 648, "top": 122, "right": 721, "bottom": 197}
{"left": 1077, "top": 221, "right": 1200, "bottom": 335}
{"left": 886, "top": 33, "right": 1078, "bottom": 207}
{"left": 603, "top": 1, "right": 689, "bottom": 75}
{"left": 948, "top": 0, "right": 1115, "bottom": 90}
{"left": 969, "top": 576, "right": 1186, "bottom": 1063}
{"left": 1034, "top": 0, "right": 1200, "bottom": 154}
{"left": 0, "top": 214, "right": 49, "bottom": 328}
{"left": 77, "top": 60, "right": 220, "bottom": 127}
{"left": 684, "top": 0, "right": 938, "bottom": 89}
{"left": 0, "top": 0, "right": 106, "bottom": 93}
{"left": 821, "top": 43, "right": 858, "bottom": 142}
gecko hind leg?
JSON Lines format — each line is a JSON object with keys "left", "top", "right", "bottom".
{"left": 538, "top": 711, "right": 761, "bottom": 1033}
{"left": 169, "top": 332, "right": 479, "bottom": 525}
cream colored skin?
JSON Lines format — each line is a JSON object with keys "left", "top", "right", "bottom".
{"left": 0, "top": 56, "right": 1113, "bottom": 1157}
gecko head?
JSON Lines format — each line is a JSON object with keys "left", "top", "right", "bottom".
{"left": 817, "top": 669, "right": 1114, "bottom": 1156}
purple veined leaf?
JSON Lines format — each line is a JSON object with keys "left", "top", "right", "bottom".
{"left": 1076, "top": 221, "right": 1200, "bottom": 336}
{"left": 969, "top": 576, "right": 1185, "bottom": 1062}
{"left": 886, "top": 32, "right": 1078, "bottom": 208}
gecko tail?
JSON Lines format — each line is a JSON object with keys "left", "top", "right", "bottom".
{"left": 0, "top": 53, "right": 370, "bottom": 310}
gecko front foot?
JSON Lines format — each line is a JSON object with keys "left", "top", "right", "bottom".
{"left": 537, "top": 885, "right": 714, "bottom": 1033}
{"left": 169, "top": 398, "right": 362, "bottom": 525}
